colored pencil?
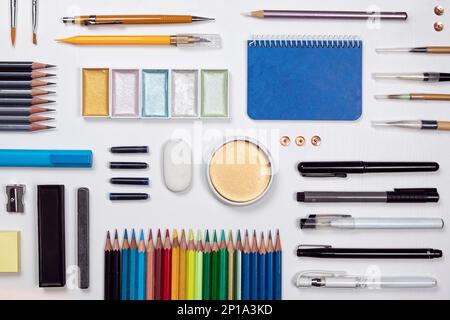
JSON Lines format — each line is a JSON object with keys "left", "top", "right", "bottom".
{"left": 250, "top": 231, "right": 259, "bottom": 300}
{"left": 162, "top": 229, "right": 172, "bottom": 300}
{"left": 137, "top": 230, "right": 146, "bottom": 300}
{"left": 186, "top": 229, "right": 196, "bottom": 300}
{"left": 120, "top": 230, "right": 129, "bottom": 300}
{"left": 242, "top": 230, "right": 251, "bottom": 300}
{"left": 0, "top": 115, "right": 53, "bottom": 124}
{"left": 0, "top": 97, "right": 54, "bottom": 106}
{"left": 202, "top": 231, "right": 211, "bottom": 300}
{"left": 0, "top": 89, "right": 54, "bottom": 98}
{"left": 179, "top": 230, "right": 187, "bottom": 299}
{"left": 258, "top": 233, "right": 266, "bottom": 300}
{"left": 171, "top": 229, "right": 180, "bottom": 300}
{"left": 146, "top": 230, "right": 155, "bottom": 300}
{"left": 0, "top": 107, "right": 54, "bottom": 116}
{"left": 129, "top": 229, "right": 138, "bottom": 300}
{"left": 218, "top": 230, "right": 228, "bottom": 300}
{"left": 274, "top": 230, "right": 282, "bottom": 300}
{"left": 155, "top": 229, "right": 163, "bottom": 300}
{"left": 111, "top": 230, "right": 121, "bottom": 300}
{"left": 0, "top": 80, "right": 55, "bottom": 89}
{"left": 0, "top": 71, "right": 55, "bottom": 81}
{"left": 235, "top": 230, "right": 243, "bottom": 300}
{"left": 211, "top": 231, "right": 219, "bottom": 300}
{"left": 0, "top": 62, "right": 55, "bottom": 71}
{"left": 266, "top": 231, "right": 274, "bottom": 300}
{"left": 195, "top": 230, "right": 203, "bottom": 300}
{"left": 227, "top": 231, "right": 235, "bottom": 300}
{"left": 104, "top": 231, "right": 112, "bottom": 300}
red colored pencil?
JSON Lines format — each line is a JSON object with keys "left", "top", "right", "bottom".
{"left": 162, "top": 229, "right": 172, "bottom": 300}
{"left": 155, "top": 229, "right": 163, "bottom": 300}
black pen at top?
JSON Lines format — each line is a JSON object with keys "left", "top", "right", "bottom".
{"left": 298, "top": 161, "right": 439, "bottom": 177}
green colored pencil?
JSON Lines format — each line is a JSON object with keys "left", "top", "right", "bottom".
{"left": 211, "top": 230, "right": 219, "bottom": 300}
{"left": 194, "top": 230, "right": 203, "bottom": 300}
{"left": 202, "top": 231, "right": 212, "bottom": 300}
{"left": 218, "top": 230, "right": 228, "bottom": 300}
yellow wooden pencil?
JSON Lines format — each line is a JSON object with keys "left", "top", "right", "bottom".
{"left": 186, "top": 229, "right": 196, "bottom": 300}
{"left": 179, "top": 230, "right": 187, "bottom": 299}
{"left": 194, "top": 230, "right": 203, "bottom": 300}
{"left": 171, "top": 229, "right": 180, "bottom": 300}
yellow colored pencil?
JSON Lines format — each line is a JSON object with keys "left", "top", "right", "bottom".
{"left": 171, "top": 229, "right": 180, "bottom": 300}
{"left": 195, "top": 230, "right": 203, "bottom": 300}
{"left": 179, "top": 230, "right": 187, "bottom": 299}
{"left": 186, "top": 229, "right": 196, "bottom": 300}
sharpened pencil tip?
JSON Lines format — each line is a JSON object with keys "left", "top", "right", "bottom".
{"left": 106, "top": 231, "right": 110, "bottom": 239}
{"left": 237, "top": 230, "right": 241, "bottom": 241}
{"left": 114, "top": 229, "right": 118, "bottom": 239}
{"left": 221, "top": 229, "right": 225, "bottom": 241}
{"left": 213, "top": 230, "right": 217, "bottom": 242}
{"left": 124, "top": 229, "right": 128, "bottom": 239}
{"left": 157, "top": 229, "right": 161, "bottom": 237}
{"left": 173, "top": 229, "right": 178, "bottom": 238}
{"left": 189, "top": 229, "right": 194, "bottom": 240}
{"left": 131, "top": 229, "right": 136, "bottom": 239}
{"left": 197, "top": 230, "right": 202, "bottom": 240}
{"left": 205, "top": 230, "right": 210, "bottom": 242}
{"left": 165, "top": 229, "right": 170, "bottom": 238}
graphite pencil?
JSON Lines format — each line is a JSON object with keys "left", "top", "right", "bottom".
{"left": 0, "top": 115, "right": 53, "bottom": 124}
{"left": 111, "top": 230, "right": 121, "bottom": 300}
{"left": 104, "top": 231, "right": 113, "bottom": 300}
{"left": 0, "top": 62, "right": 56, "bottom": 71}
{"left": 0, "top": 89, "right": 54, "bottom": 98}
{"left": 0, "top": 107, "right": 54, "bottom": 116}
{"left": 0, "top": 72, "right": 55, "bottom": 81}
{"left": 0, "top": 123, "right": 54, "bottom": 131}
{"left": 0, "top": 80, "right": 55, "bottom": 89}
{"left": 0, "top": 97, "right": 55, "bottom": 105}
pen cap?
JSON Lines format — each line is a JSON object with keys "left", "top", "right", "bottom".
{"left": 300, "top": 215, "right": 351, "bottom": 229}
{"left": 386, "top": 188, "right": 439, "bottom": 203}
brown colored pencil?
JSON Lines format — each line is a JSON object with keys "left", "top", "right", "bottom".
{"left": 179, "top": 229, "right": 187, "bottom": 299}
{"left": 104, "top": 231, "right": 113, "bottom": 300}
{"left": 146, "top": 230, "right": 155, "bottom": 300}
{"left": 155, "top": 229, "right": 163, "bottom": 300}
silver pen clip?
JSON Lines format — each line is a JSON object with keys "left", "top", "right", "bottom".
{"left": 295, "top": 270, "right": 348, "bottom": 287}
{"left": 297, "top": 244, "right": 333, "bottom": 250}
{"left": 84, "top": 16, "right": 123, "bottom": 26}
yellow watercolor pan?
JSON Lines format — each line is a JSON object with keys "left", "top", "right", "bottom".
{"left": 82, "top": 68, "right": 110, "bottom": 116}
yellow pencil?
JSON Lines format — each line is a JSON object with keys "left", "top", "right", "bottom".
{"left": 179, "top": 230, "right": 187, "bottom": 299}
{"left": 194, "top": 230, "right": 203, "bottom": 300}
{"left": 171, "top": 229, "right": 180, "bottom": 300}
{"left": 55, "top": 34, "right": 213, "bottom": 46}
{"left": 186, "top": 229, "right": 196, "bottom": 300}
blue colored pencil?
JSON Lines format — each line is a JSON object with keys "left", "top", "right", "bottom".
{"left": 120, "top": 229, "right": 130, "bottom": 300}
{"left": 250, "top": 231, "right": 259, "bottom": 300}
{"left": 265, "top": 231, "right": 274, "bottom": 300}
{"left": 137, "top": 229, "right": 147, "bottom": 300}
{"left": 129, "top": 229, "right": 138, "bottom": 300}
{"left": 274, "top": 230, "right": 282, "bottom": 300}
{"left": 258, "top": 233, "right": 266, "bottom": 300}
{"left": 241, "top": 230, "right": 251, "bottom": 300}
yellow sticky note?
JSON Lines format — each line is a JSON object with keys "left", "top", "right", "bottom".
{"left": 0, "top": 231, "right": 20, "bottom": 273}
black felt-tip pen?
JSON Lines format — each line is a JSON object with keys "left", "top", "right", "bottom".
{"left": 298, "top": 161, "right": 439, "bottom": 178}
{"left": 109, "top": 162, "right": 148, "bottom": 169}
{"left": 296, "top": 245, "right": 443, "bottom": 259}
{"left": 109, "top": 193, "right": 149, "bottom": 201}
{"left": 110, "top": 146, "right": 149, "bottom": 154}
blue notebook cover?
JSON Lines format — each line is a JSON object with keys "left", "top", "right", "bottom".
{"left": 247, "top": 37, "right": 362, "bottom": 121}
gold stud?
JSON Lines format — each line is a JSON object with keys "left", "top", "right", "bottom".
{"left": 434, "top": 21, "right": 444, "bottom": 32}
{"left": 295, "top": 136, "right": 305, "bottom": 146}
{"left": 280, "top": 136, "right": 291, "bottom": 146}
{"left": 434, "top": 5, "right": 444, "bottom": 16}
{"left": 311, "top": 135, "right": 322, "bottom": 146}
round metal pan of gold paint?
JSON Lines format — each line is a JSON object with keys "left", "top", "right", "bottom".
{"left": 205, "top": 137, "right": 274, "bottom": 206}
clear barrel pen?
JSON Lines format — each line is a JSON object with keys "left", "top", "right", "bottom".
{"left": 373, "top": 72, "right": 450, "bottom": 82}
{"left": 295, "top": 271, "right": 437, "bottom": 289}
{"left": 300, "top": 215, "right": 444, "bottom": 230}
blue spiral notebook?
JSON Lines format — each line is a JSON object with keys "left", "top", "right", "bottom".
{"left": 247, "top": 36, "right": 362, "bottom": 121}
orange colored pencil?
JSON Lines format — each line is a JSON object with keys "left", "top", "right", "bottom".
{"left": 146, "top": 230, "right": 155, "bottom": 300}
{"left": 171, "top": 229, "right": 180, "bottom": 300}
{"left": 179, "top": 230, "right": 187, "bottom": 299}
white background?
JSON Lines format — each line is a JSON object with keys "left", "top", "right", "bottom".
{"left": 1, "top": 0, "right": 450, "bottom": 300}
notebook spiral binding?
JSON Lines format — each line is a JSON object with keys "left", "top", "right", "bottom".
{"left": 249, "top": 35, "right": 362, "bottom": 48}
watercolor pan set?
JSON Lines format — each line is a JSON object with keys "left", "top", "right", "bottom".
{"left": 82, "top": 68, "right": 229, "bottom": 119}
